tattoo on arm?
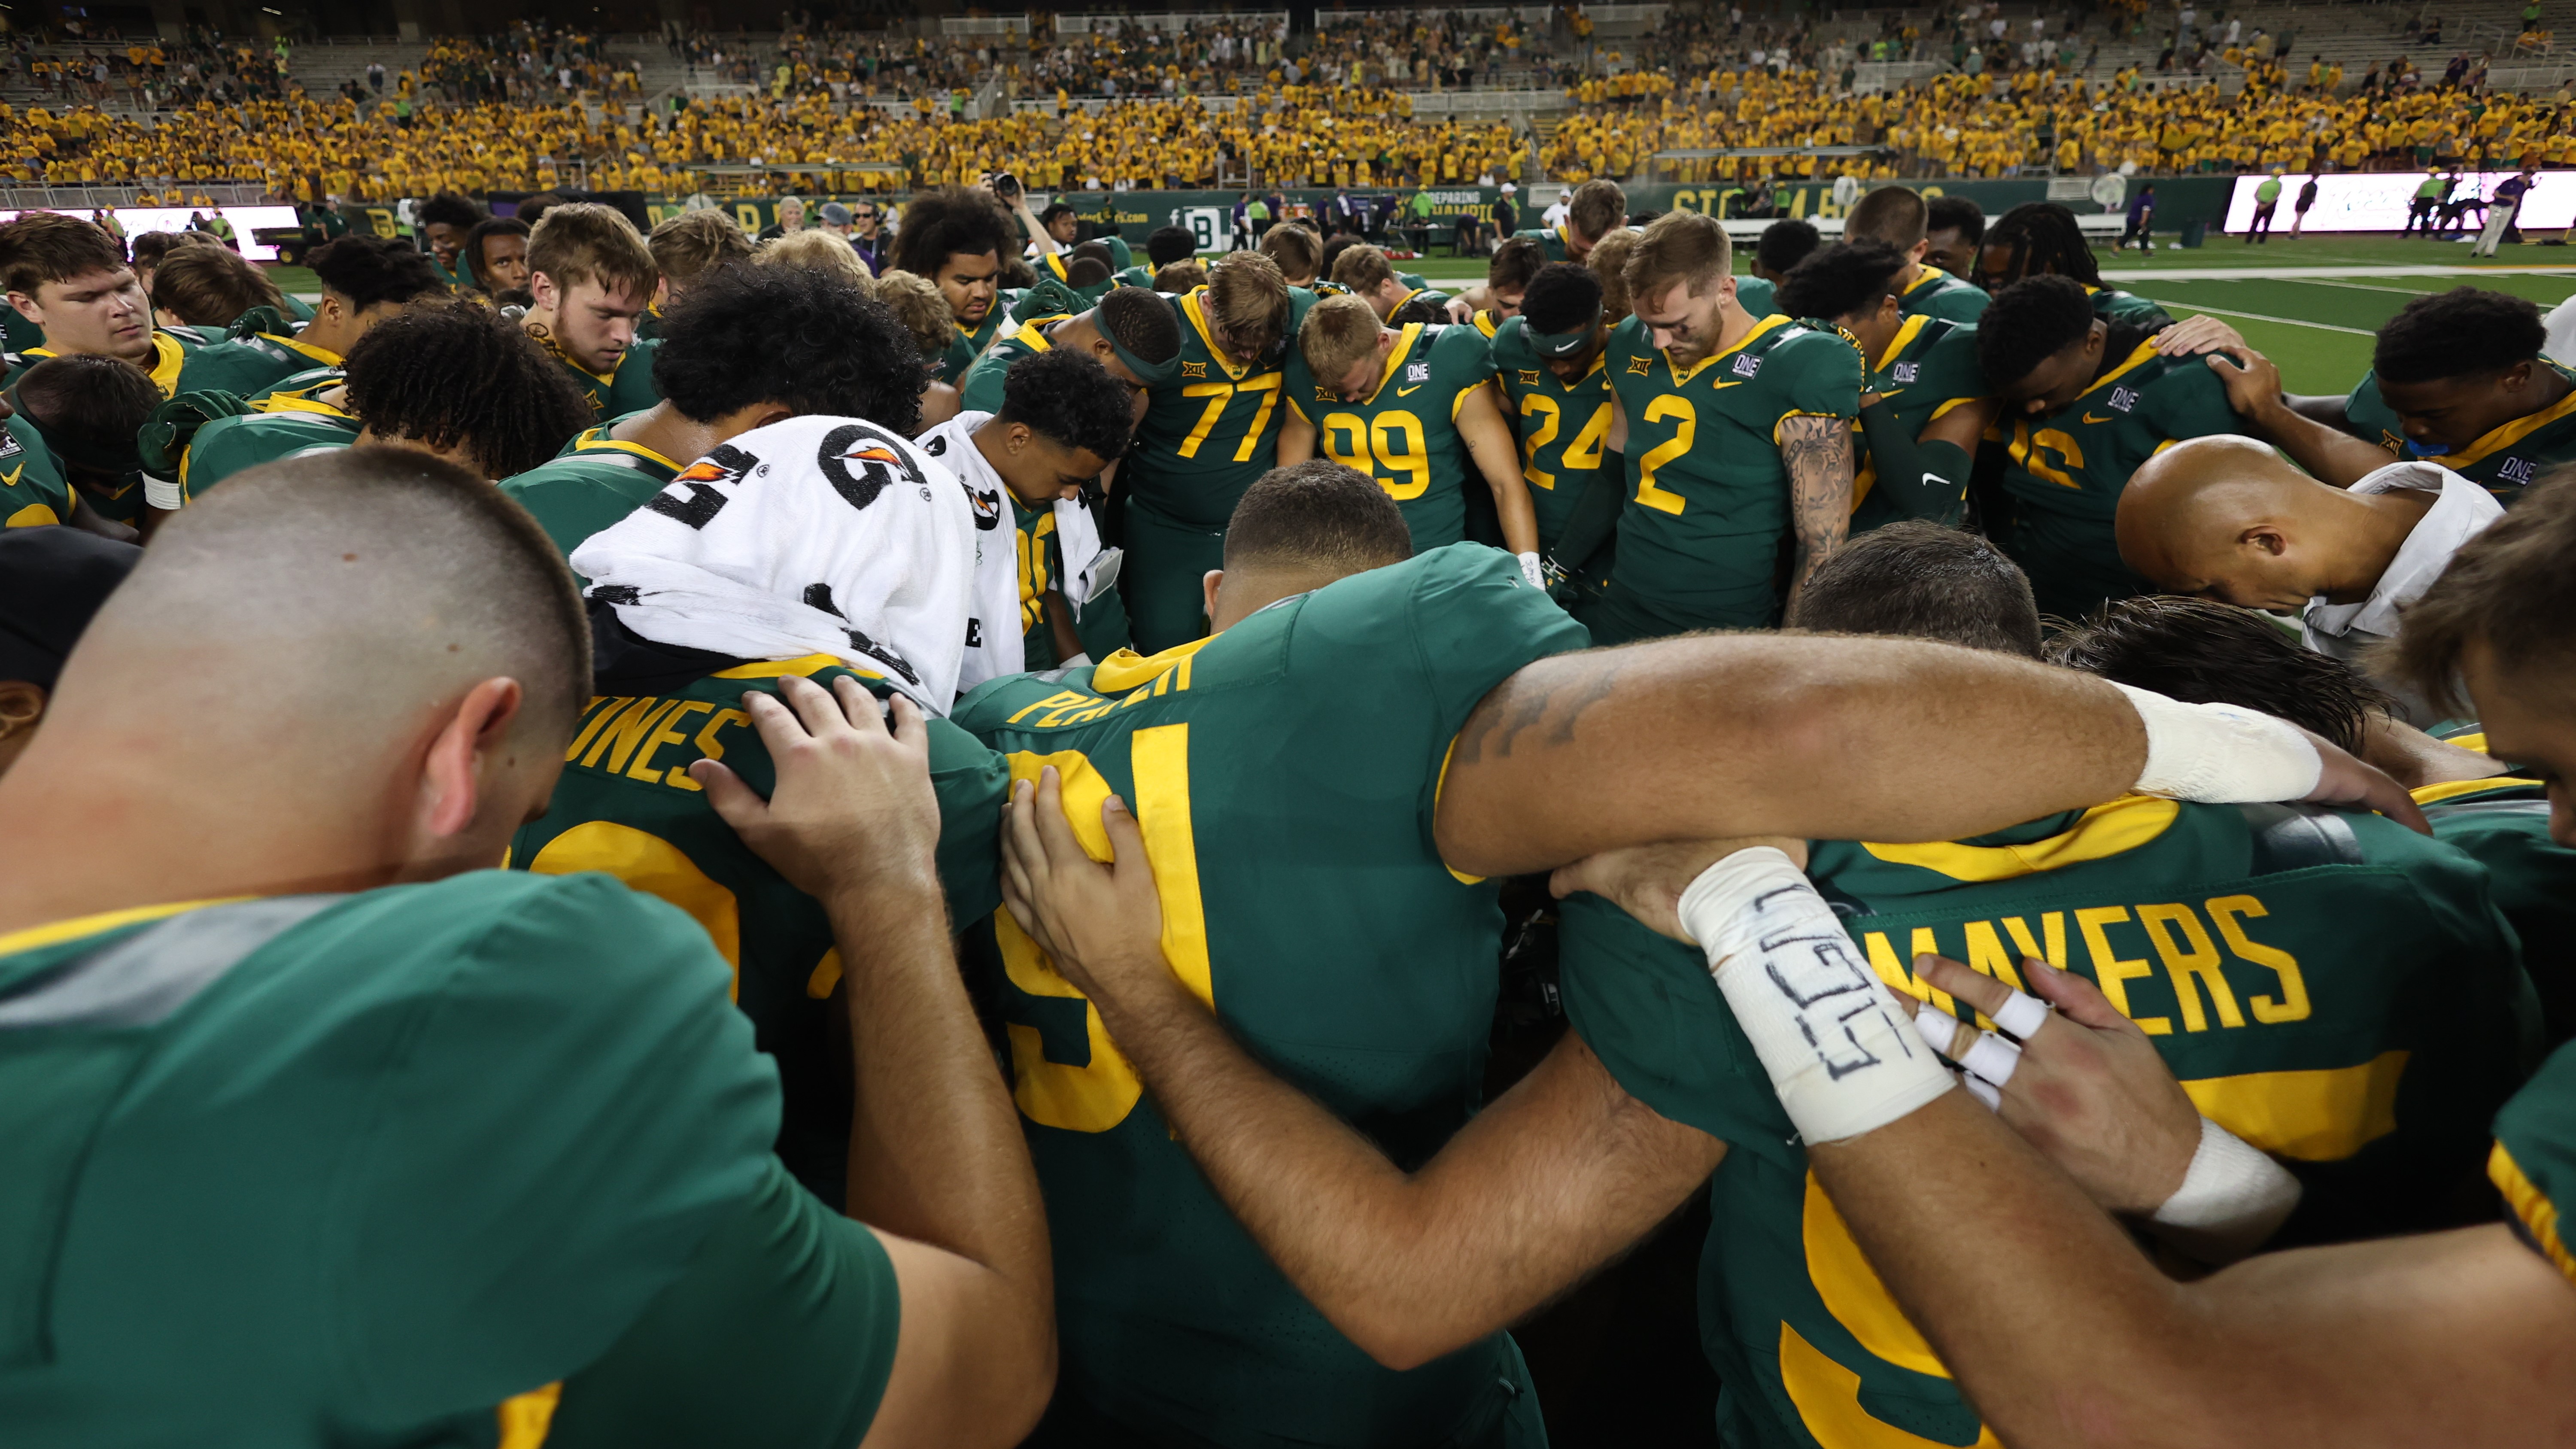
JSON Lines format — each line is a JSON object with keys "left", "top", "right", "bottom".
{"left": 1453, "top": 658, "right": 1622, "bottom": 766}
{"left": 1780, "top": 414, "right": 1855, "bottom": 587}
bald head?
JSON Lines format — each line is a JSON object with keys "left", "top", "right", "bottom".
{"left": 2115, "top": 435, "right": 2359, "bottom": 614}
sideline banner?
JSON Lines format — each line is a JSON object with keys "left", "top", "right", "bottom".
{"left": 2224, "top": 170, "right": 2575, "bottom": 233}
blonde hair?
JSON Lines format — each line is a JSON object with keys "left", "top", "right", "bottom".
{"left": 873, "top": 269, "right": 953, "bottom": 359}
{"left": 1258, "top": 221, "right": 1321, "bottom": 283}
{"left": 1622, "top": 212, "right": 1730, "bottom": 313}
{"left": 526, "top": 201, "right": 658, "bottom": 301}
{"left": 1588, "top": 227, "right": 1641, "bottom": 322}
{"left": 1204, "top": 251, "right": 1290, "bottom": 360}
{"left": 648, "top": 209, "right": 752, "bottom": 289}
{"left": 1297, "top": 293, "right": 1385, "bottom": 385}
{"left": 758, "top": 228, "right": 875, "bottom": 289}
{"left": 1154, "top": 259, "right": 1209, "bottom": 293}
{"left": 1328, "top": 242, "right": 1397, "bottom": 293}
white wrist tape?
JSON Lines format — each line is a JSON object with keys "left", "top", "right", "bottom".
{"left": 142, "top": 472, "right": 182, "bottom": 512}
{"left": 1515, "top": 551, "right": 1545, "bottom": 589}
{"left": 1679, "top": 848, "right": 1956, "bottom": 1145}
{"left": 2148, "top": 1116, "right": 2303, "bottom": 1264}
{"left": 2110, "top": 683, "right": 2322, "bottom": 803}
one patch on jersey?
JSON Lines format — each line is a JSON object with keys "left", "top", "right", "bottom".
{"left": 1627, "top": 355, "right": 1653, "bottom": 375}
{"left": 0, "top": 429, "right": 21, "bottom": 462}
{"left": 1405, "top": 361, "right": 1431, "bottom": 384}
{"left": 1731, "top": 353, "right": 1763, "bottom": 379}
{"left": 2108, "top": 386, "right": 2141, "bottom": 413}
{"left": 1891, "top": 361, "right": 1920, "bottom": 383}
{"left": 2499, "top": 455, "right": 2537, "bottom": 487}
{"left": 1518, "top": 369, "right": 1543, "bottom": 385}
{"left": 1181, "top": 360, "right": 1207, "bottom": 379}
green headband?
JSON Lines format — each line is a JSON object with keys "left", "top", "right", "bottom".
{"left": 1108, "top": 329, "right": 1181, "bottom": 388}
{"left": 1532, "top": 306, "right": 1603, "bottom": 358}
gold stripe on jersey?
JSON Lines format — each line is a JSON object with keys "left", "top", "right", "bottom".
{"left": 569, "top": 425, "right": 682, "bottom": 471}
{"left": 2075, "top": 338, "right": 2162, "bottom": 407}
{"left": 1859, "top": 796, "right": 2180, "bottom": 882}
{"left": 0, "top": 896, "right": 248, "bottom": 957}
{"left": 1088, "top": 635, "right": 1215, "bottom": 695}
{"left": 2181, "top": 1050, "right": 2407, "bottom": 1160}
{"left": 1902, "top": 266, "right": 1953, "bottom": 300}
{"left": 1873, "top": 314, "right": 1932, "bottom": 372}
{"left": 1472, "top": 310, "right": 1500, "bottom": 338}
{"left": 1779, "top": 1321, "right": 2001, "bottom": 1449}
{"left": 2412, "top": 774, "right": 2544, "bottom": 806}
{"left": 2491, "top": 1142, "right": 2576, "bottom": 1282}
{"left": 1771, "top": 408, "right": 1848, "bottom": 444}
{"left": 2447, "top": 371, "right": 2576, "bottom": 469}
{"left": 495, "top": 1382, "right": 562, "bottom": 1449}
{"left": 2447, "top": 731, "right": 2491, "bottom": 754}
{"left": 1804, "top": 1173, "right": 1947, "bottom": 1379}
{"left": 709, "top": 653, "right": 854, "bottom": 680}
{"left": 1662, "top": 313, "right": 1789, "bottom": 387}
{"left": 1361, "top": 322, "right": 1425, "bottom": 405}
{"left": 1181, "top": 287, "right": 1254, "bottom": 382}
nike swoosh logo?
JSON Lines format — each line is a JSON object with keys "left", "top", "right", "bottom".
{"left": 1875, "top": 388, "right": 1905, "bottom": 399}
{"left": 1396, "top": 384, "right": 1424, "bottom": 396}
{"left": 1708, "top": 380, "right": 1745, "bottom": 391}
{"left": 2083, "top": 412, "right": 2114, "bottom": 425}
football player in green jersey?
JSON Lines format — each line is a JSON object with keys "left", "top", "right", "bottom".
{"left": 1492, "top": 262, "right": 1622, "bottom": 569}
{"left": 2228, "top": 290, "right": 2576, "bottom": 503}
{"left": 1978, "top": 275, "right": 2246, "bottom": 621}
{"left": 175, "top": 236, "right": 440, "bottom": 398}
{"left": 990, "top": 497, "right": 2435, "bottom": 1441}
{"left": 1331, "top": 242, "right": 1453, "bottom": 323}
{"left": 1444, "top": 236, "right": 1546, "bottom": 331}
{"left": 1118, "top": 225, "right": 1201, "bottom": 289}
{"left": 0, "top": 450, "right": 1053, "bottom": 1447}
{"left": 522, "top": 202, "right": 663, "bottom": 420}
{"left": 642, "top": 210, "right": 750, "bottom": 337}
{"left": 1777, "top": 239, "right": 1995, "bottom": 532}
{"left": 1846, "top": 183, "right": 1991, "bottom": 323}
{"left": 504, "top": 263, "right": 914, "bottom": 565}
{"left": 6, "top": 355, "right": 159, "bottom": 531}
{"left": 0, "top": 210, "right": 200, "bottom": 397}
{"left": 414, "top": 190, "right": 485, "bottom": 291}
{"left": 1034, "top": 239, "right": 1122, "bottom": 309}
{"left": 1516, "top": 178, "right": 1626, "bottom": 264}
{"left": 467, "top": 214, "right": 537, "bottom": 298}
{"left": 920, "top": 347, "right": 1137, "bottom": 670}
{"left": 1595, "top": 211, "right": 1860, "bottom": 642}
{"left": 1973, "top": 202, "right": 2173, "bottom": 328}
{"left": 1279, "top": 293, "right": 1539, "bottom": 567}
{"left": 1120, "top": 251, "right": 1305, "bottom": 652}
{"left": 896, "top": 188, "right": 1017, "bottom": 386}
{"left": 168, "top": 298, "right": 593, "bottom": 504}
{"left": 958, "top": 286, "right": 1182, "bottom": 417}
{"left": 0, "top": 409, "right": 77, "bottom": 529}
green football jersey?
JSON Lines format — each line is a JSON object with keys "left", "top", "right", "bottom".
{"left": 1514, "top": 224, "right": 1580, "bottom": 263}
{"left": 2344, "top": 361, "right": 2576, "bottom": 503}
{"left": 954, "top": 544, "right": 1585, "bottom": 1446}
{"left": 1492, "top": 314, "right": 1614, "bottom": 553}
{"left": 1037, "top": 249, "right": 1123, "bottom": 307}
{"left": 1850, "top": 315, "right": 1986, "bottom": 533}
{"left": 2493, "top": 1040, "right": 2576, "bottom": 1288}
{"left": 1, "top": 302, "right": 41, "bottom": 352}
{"left": 246, "top": 363, "right": 346, "bottom": 408}
{"left": 2090, "top": 283, "right": 2173, "bottom": 328}
{"left": 510, "top": 649, "right": 1007, "bottom": 1206}
{"left": 178, "top": 410, "right": 361, "bottom": 501}
{"left": 1284, "top": 319, "right": 1498, "bottom": 550}
{"left": 1120, "top": 284, "right": 1320, "bottom": 653}
{"left": 8, "top": 328, "right": 197, "bottom": 398}
{"left": 0, "top": 412, "right": 75, "bottom": 528}
{"left": 1559, "top": 798, "right": 2531, "bottom": 1449}
{"left": 956, "top": 314, "right": 1059, "bottom": 416}
{"left": 1598, "top": 313, "right": 1863, "bottom": 639}
{"left": 938, "top": 307, "right": 1009, "bottom": 386}
{"left": 2416, "top": 759, "right": 2576, "bottom": 1045}
{"left": 173, "top": 331, "right": 341, "bottom": 398}
{"left": 0, "top": 873, "right": 898, "bottom": 1447}
{"left": 1993, "top": 338, "right": 2242, "bottom": 621}
{"left": 496, "top": 418, "right": 686, "bottom": 565}
{"left": 1735, "top": 275, "right": 1776, "bottom": 317}
{"left": 1899, "top": 263, "right": 1989, "bottom": 322}
{"left": 556, "top": 337, "right": 664, "bottom": 420}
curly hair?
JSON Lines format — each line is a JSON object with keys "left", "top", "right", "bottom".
{"left": 2375, "top": 286, "right": 2548, "bottom": 385}
{"left": 872, "top": 270, "right": 955, "bottom": 361}
{"left": 308, "top": 234, "right": 445, "bottom": 312}
{"left": 341, "top": 299, "right": 595, "bottom": 478}
{"left": 1777, "top": 240, "right": 1911, "bottom": 324}
{"left": 652, "top": 263, "right": 922, "bottom": 435}
{"left": 998, "top": 346, "right": 1134, "bottom": 464}
{"left": 416, "top": 191, "right": 487, "bottom": 232}
{"left": 1979, "top": 202, "right": 2102, "bottom": 289}
{"left": 889, "top": 188, "right": 1015, "bottom": 279}
{"left": 1754, "top": 218, "right": 1821, "bottom": 276}
{"left": 2047, "top": 595, "right": 2392, "bottom": 753}
{"left": 1975, "top": 275, "right": 2098, "bottom": 392}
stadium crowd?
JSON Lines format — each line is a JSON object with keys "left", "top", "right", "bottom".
{"left": 3, "top": 161, "right": 2576, "bottom": 1446}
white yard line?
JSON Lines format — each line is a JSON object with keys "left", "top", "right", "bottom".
{"left": 2104, "top": 262, "right": 2576, "bottom": 281}
{"left": 2136, "top": 300, "right": 2379, "bottom": 334}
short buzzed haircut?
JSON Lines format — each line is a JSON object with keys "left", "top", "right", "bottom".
{"left": 0, "top": 210, "right": 128, "bottom": 297}
{"left": 1298, "top": 293, "right": 1386, "bottom": 385}
{"left": 1787, "top": 520, "right": 2041, "bottom": 658}
{"left": 2375, "top": 286, "right": 2547, "bottom": 385}
{"left": 647, "top": 209, "right": 751, "bottom": 289}
{"left": 1224, "top": 459, "right": 1411, "bottom": 574}
{"left": 1927, "top": 194, "right": 1986, "bottom": 248}
{"left": 100, "top": 448, "right": 590, "bottom": 736}
{"left": 1755, "top": 218, "right": 1822, "bottom": 275}
{"left": 1330, "top": 243, "right": 1398, "bottom": 294}
{"left": 2393, "top": 464, "right": 2576, "bottom": 716}
{"left": 1844, "top": 185, "right": 1931, "bottom": 250}
{"left": 2050, "top": 595, "right": 2392, "bottom": 753}
{"left": 1625, "top": 211, "right": 1732, "bottom": 307}
{"left": 526, "top": 201, "right": 658, "bottom": 301}
{"left": 1567, "top": 179, "right": 1628, "bottom": 241}
{"left": 1520, "top": 261, "right": 1602, "bottom": 334}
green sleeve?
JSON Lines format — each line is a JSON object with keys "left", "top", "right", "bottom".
{"left": 1434, "top": 321, "right": 1498, "bottom": 390}
{"left": 1116, "top": 265, "right": 1154, "bottom": 289}
{"left": 1557, "top": 893, "right": 1794, "bottom": 1162}
{"left": 1735, "top": 275, "right": 1776, "bottom": 317}
{"left": 606, "top": 339, "right": 664, "bottom": 415}
{"left": 498, "top": 467, "right": 657, "bottom": 562}
{"left": 1780, "top": 330, "right": 1864, "bottom": 420}
{"left": 2146, "top": 363, "right": 2244, "bottom": 443}
{"left": 335, "top": 872, "right": 780, "bottom": 1420}
{"left": 1856, "top": 400, "right": 1969, "bottom": 522}
{"left": 1104, "top": 235, "right": 1134, "bottom": 271}
{"left": 957, "top": 352, "right": 1010, "bottom": 416}
{"left": 544, "top": 1159, "right": 900, "bottom": 1449}
{"left": 0, "top": 414, "right": 72, "bottom": 522}
{"left": 939, "top": 329, "right": 977, "bottom": 386}
{"left": 2491, "top": 1041, "right": 2576, "bottom": 1285}
{"left": 1924, "top": 283, "right": 1989, "bottom": 322}
{"left": 927, "top": 716, "right": 1010, "bottom": 924}
{"left": 1282, "top": 350, "right": 1318, "bottom": 425}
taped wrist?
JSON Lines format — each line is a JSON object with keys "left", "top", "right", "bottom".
{"left": 2148, "top": 1116, "right": 2303, "bottom": 1264}
{"left": 142, "top": 473, "right": 182, "bottom": 511}
{"left": 2110, "top": 682, "right": 2323, "bottom": 803}
{"left": 1678, "top": 848, "right": 1956, "bottom": 1145}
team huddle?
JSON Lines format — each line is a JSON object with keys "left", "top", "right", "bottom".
{"left": 2, "top": 167, "right": 2576, "bottom": 1449}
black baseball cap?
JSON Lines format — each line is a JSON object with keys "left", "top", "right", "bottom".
{"left": 0, "top": 527, "right": 140, "bottom": 690}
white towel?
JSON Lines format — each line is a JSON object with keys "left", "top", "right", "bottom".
{"left": 569, "top": 413, "right": 1021, "bottom": 713}
{"left": 918, "top": 410, "right": 1122, "bottom": 645}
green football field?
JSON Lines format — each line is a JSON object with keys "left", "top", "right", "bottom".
{"left": 1402, "top": 235, "right": 2576, "bottom": 396}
